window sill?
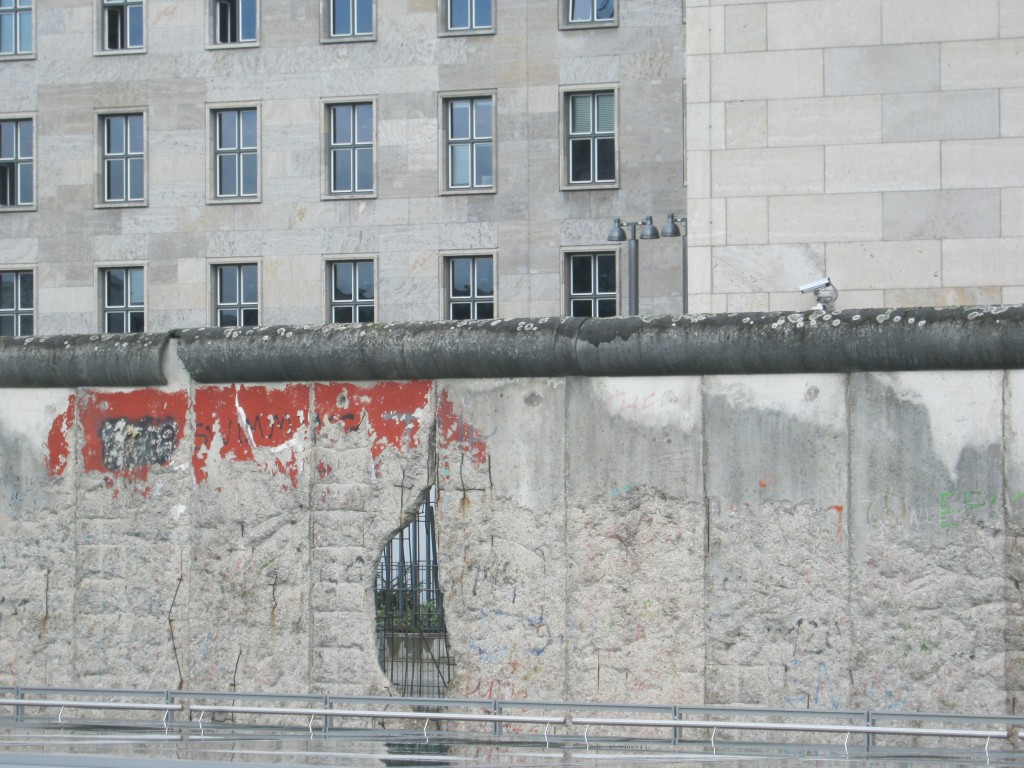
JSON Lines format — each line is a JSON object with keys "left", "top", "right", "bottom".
{"left": 320, "top": 34, "right": 377, "bottom": 44}
{"left": 0, "top": 52, "right": 36, "bottom": 61}
{"left": 0, "top": 205, "right": 37, "bottom": 213}
{"left": 205, "top": 41, "right": 260, "bottom": 50}
{"left": 440, "top": 187, "right": 496, "bottom": 196}
{"left": 438, "top": 27, "right": 496, "bottom": 37}
{"left": 95, "top": 48, "right": 147, "bottom": 56}
{"left": 96, "top": 200, "right": 148, "bottom": 209}
{"left": 561, "top": 181, "right": 619, "bottom": 192}
{"left": 323, "top": 191, "right": 377, "bottom": 201}
{"left": 558, "top": 18, "right": 618, "bottom": 30}
{"left": 208, "top": 196, "right": 261, "bottom": 205}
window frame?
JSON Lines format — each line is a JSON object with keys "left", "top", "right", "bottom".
{"left": 0, "top": 269, "right": 34, "bottom": 337}
{"left": 209, "top": 105, "right": 260, "bottom": 203}
{"left": 327, "top": 258, "right": 376, "bottom": 324}
{"left": 0, "top": 114, "right": 35, "bottom": 211}
{"left": 560, "top": 86, "right": 618, "bottom": 190}
{"left": 444, "top": 253, "right": 495, "bottom": 321}
{"left": 438, "top": 0, "right": 493, "bottom": 36}
{"left": 100, "top": 265, "right": 146, "bottom": 334}
{"left": 322, "top": 0, "right": 375, "bottom": 42}
{"left": 565, "top": 250, "right": 618, "bottom": 318}
{"left": 98, "top": 111, "right": 147, "bottom": 206}
{"left": 213, "top": 262, "right": 260, "bottom": 328}
{"left": 559, "top": 0, "right": 617, "bottom": 29}
{"left": 440, "top": 92, "right": 495, "bottom": 195}
{"left": 324, "top": 100, "right": 376, "bottom": 199}
{"left": 98, "top": 0, "right": 145, "bottom": 54}
{"left": 0, "top": 0, "right": 34, "bottom": 59}
{"left": 208, "top": 0, "right": 258, "bottom": 47}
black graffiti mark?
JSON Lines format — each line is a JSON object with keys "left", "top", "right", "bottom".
{"left": 100, "top": 417, "right": 179, "bottom": 472}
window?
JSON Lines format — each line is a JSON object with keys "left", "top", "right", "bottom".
{"left": 568, "top": 252, "right": 616, "bottom": 317}
{"left": 566, "top": 90, "right": 615, "bottom": 185}
{"left": 102, "top": 266, "right": 144, "bottom": 333}
{"left": 329, "top": 0, "right": 372, "bottom": 38}
{"left": 445, "top": 96, "right": 493, "bottom": 191}
{"left": 102, "top": 0, "right": 143, "bottom": 50}
{"left": 102, "top": 114, "right": 145, "bottom": 203}
{"left": 564, "top": 0, "right": 614, "bottom": 25}
{"left": 329, "top": 260, "right": 374, "bottom": 323}
{"left": 213, "top": 108, "right": 258, "bottom": 199}
{"left": 0, "top": 0, "right": 32, "bottom": 56}
{"left": 0, "top": 118, "right": 33, "bottom": 208}
{"left": 446, "top": 0, "right": 491, "bottom": 31}
{"left": 447, "top": 255, "right": 493, "bottom": 320}
{"left": 213, "top": 0, "right": 256, "bottom": 44}
{"left": 0, "top": 270, "right": 32, "bottom": 337}
{"left": 328, "top": 103, "right": 373, "bottom": 195}
{"left": 215, "top": 263, "right": 259, "bottom": 327}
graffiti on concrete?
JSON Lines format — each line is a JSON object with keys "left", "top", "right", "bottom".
{"left": 437, "top": 389, "right": 489, "bottom": 466}
{"left": 99, "top": 417, "right": 179, "bottom": 472}
{"left": 45, "top": 395, "right": 76, "bottom": 477}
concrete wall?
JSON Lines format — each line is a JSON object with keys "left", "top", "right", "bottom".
{"left": 686, "top": 0, "right": 1024, "bottom": 312}
{"left": 0, "top": 332, "right": 1020, "bottom": 714}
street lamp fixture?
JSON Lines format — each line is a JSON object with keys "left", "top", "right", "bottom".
{"left": 607, "top": 213, "right": 687, "bottom": 316}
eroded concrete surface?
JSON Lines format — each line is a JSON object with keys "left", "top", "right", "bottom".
{"left": 0, "top": 370, "right": 1019, "bottom": 715}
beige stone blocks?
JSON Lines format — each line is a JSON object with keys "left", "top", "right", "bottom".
{"left": 767, "top": 96, "right": 881, "bottom": 147}
{"left": 883, "top": 189, "right": 1001, "bottom": 240}
{"left": 711, "top": 146, "right": 823, "bottom": 197}
{"left": 767, "top": 0, "right": 881, "bottom": 50}
{"left": 942, "top": 138, "right": 1024, "bottom": 189}
{"left": 724, "top": 4, "right": 766, "bottom": 53}
{"left": 826, "top": 240, "right": 942, "bottom": 290}
{"left": 825, "top": 142, "right": 939, "bottom": 193}
{"left": 941, "top": 38, "right": 1024, "bottom": 90}
{"left": 770, "top": 193, "right": 882, "bottom": 243}
{"left": 713, "top": 243, "right": 825, "bottom": 294}
{"left": 882, "top": 0, "right": 999, "bottom": 44}
{"left": 825, "top": 43, "right": 939, "bottom": 96}
{"left": 712, "top": 50, "right": 824, "bottom": 102}
{"left": 942, "top": 238, "right": 1024, "bottom": 288}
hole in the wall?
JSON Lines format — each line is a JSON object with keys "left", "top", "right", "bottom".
{"left": 374, "top": 485, "right": 454, "bottom": 697}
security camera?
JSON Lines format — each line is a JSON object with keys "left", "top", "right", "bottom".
{"left": 799, "top": 277, "right": 832, "bottom": 294}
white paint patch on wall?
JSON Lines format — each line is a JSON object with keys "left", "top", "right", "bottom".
{"left": 706, "top": 373, "right": 846, "bottom": 426}
{"left": 592, "top": 377, "right": 702, "bottom": 432}
{"left": 870, "top": 371, "right": 1002, "bottom": 481}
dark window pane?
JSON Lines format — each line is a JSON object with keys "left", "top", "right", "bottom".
{"left": 18, "top": 120, "right": 32, "bottom": 158}
{"left": 128, "top": 157, "right": 144, "bottom": 200}
{"left": 450, "top": 258, "right": 472, "bottom": 297}
{"left": 333, "top": 148, "right": 352, "bottom": 192}
{"left": 219, "top": 266, "right": 239, "bottom": 304}
{"left": 128, "top": 310, "right": 145, "bottom": 333}
{"left": 19, "top": 272, "right": 32, "bottom": 308}
{"left": 0, "top": 122, "right": 14, "bottom": 158}
{"left": 476, "top": 301, "right": 494, "bottom": 320}
{"left": 241, "top": 152, "right": 258, "bottom": 195}
{"left": 474, "top": 98, "right": 492, "bottom": 138}
{"left": 106, "top": 158, "right": 125, "bottom": 201}
{"left": 217, "top": 111, "right": 237, "bottom": 150}
{"left": 355, "top": 104, "right": 373, "bottom": 143}
{"left": 474, "top": 143, "right": 492, "bottom": 187}
{"left": 571, "top": 299, "right": 592, "bottom": 318}
{"left": 333, "top": 305, "right": 353, "bottom": 323}
{"left": 356, "top": 305, "right": 374, "bottom": 323}
{"left": 355, "top": 146, "right": 373, "bottom": 191}
{"left": 240, "top": 264, "right": 258, "bottom": 303}
{"left": 218, "top": 154, "right": 238, "bottom": 196}
{"left": 241, "top": 307, "right": 259, "bottom": 326}
{"left": 355, "top": 0, "right": 372, "bottom": 33}
{"left": 596, "top": 254, "right": 616, "bottom": 293}
{"left": 333, "top": 262, "right": 353, "bottom": 301}
{"left": 473, "top": 0, "right": 491, "bottom": 27}
{"left": 106, "top": 312, "right": 126, "bottom": 333}
{"left": 240, "top": 0, "right": 256, "bottom": 40}
{"left": 128, "top": 114, "right": 144, "bottom": 153}
{"left": 449, "top": 0, "right": 468, "bottom": 28}
{"left": 450, "top": 302, "right": 471, "bottom": 320}
{"left": 356, "top": 261, "right": 374, "bottom": 299}
{"left": 240, "top": 109, "right": 257, "bottom": 148}
{"left": 128, "top": 4, "right": 143, "bottom": 46}
{"left": 476, "top": 257, "right": 493, "bottom": 296}
{"left": 106, "top": 116, "right": 125, "bottom": 155}
{"left": 450, "top": 100, "right": 471, "bottom": 140}
{"left": 106, "top": 270, "right": 126, "bottom": 308}
{"left": 0, "top": 273, "right": 13, "bottom": 309}
{"left": 17, "top": 161, "right": 31, "bottom": 205}
{"left": 569, "top": 138, "right": 591, "bottom": 183}
{"left": 333, "top": 105, "right": 352, "bottom": 145}
{"left": 597, "top": 298, "right": 616, "bottom": 317}
{"left": 18, "top": 314, "right": 31, "bottom": 336}
{"left": 596, "top": 0, "right": 614, "bottom": 18}
{"left": 218, "top": 308, "right": 238, "bottom": 327}
{"left": 570, "top": 255, "right": 592, "bottom": 294}
{"left": 332, "top": 0, "right": 351, "bottom": 34}
{"left": 596, "top": 136, "right": 615, "bottom": 181}
{"left": 0, "top": 15, "right": 13, "bottom": 55}
{"left": 1, "top": 315, "right": 15, "bottom": 336}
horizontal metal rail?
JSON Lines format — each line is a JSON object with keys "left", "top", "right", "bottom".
{"left": 0, "top": 698, "right": 180, "bottom": 713}
{"left": 189, "top": 704, "right": 564, "bottom": 725}
{"left": 571, "top": 716, "right": 1007, "bottom": 740}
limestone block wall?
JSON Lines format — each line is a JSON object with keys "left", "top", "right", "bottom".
{"left": 686, "top": 0, "right": 1024, "bottom": 312}
{"left": 0, "top": 364, "right": 1020, "bottom": 714}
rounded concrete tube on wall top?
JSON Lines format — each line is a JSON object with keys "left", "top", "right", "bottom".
{"left": 0, "top": 333, "right": 171, "bottom": 388}
{"left": 174, "top": 305, "right": 1024, "bottom": 383}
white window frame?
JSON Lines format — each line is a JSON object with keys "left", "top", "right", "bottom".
{"left": 323, "top": 0, "right": 375, "bottom": 41}
{"left": 213, "top": 262, "right": 260, "bottom": 327}
{"left": 441, "top": 93, "right": 495, "bottom": 194}
{"left": 566, "top": 251, "right": 617, "bottom": 318}
{"left": 560, "top": 0, "right": 616, "bottom": 28}
{"left": 327, "top": 258, "right": 375, "bottom": 324}
{"left": 210, "top": 105, "right": 260, "bottom": 202}
{"left": 445, "top": 253, "right": 495, "bottom": 320}
{"left": 439, "top": 0, "right": 493, "bottom": 35}
{"left": 98, "top": 112, "right": 146, "bottom": 206}
{"left": 0, "top": 115, "right": 34, "bottom": 210}
{"left": 325, "top": 100, "right": 375, "bottom": 198}
{"left": 561, "top": 87, "right": 618, "bottom": 190}
{"left": 99, "top": 0, "right": 144, "bottom": 53}
{"left": 0, "top": 0, "right": 34, "bottom": 58}
{"left": 209, "top": 0, "right": 258, "bottom": 46}
{"left": 0, "top": 268, "right": 34, "bottom": 337}
{"left": 100, "top": 265, "right": 146, "bottom": 333}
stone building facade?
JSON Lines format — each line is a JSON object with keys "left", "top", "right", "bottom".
{"left": 686, "top": 0, "right": 1024, "bottom": 312}
{"left": 0, "top": 0, "right": 686, "bottom": 335}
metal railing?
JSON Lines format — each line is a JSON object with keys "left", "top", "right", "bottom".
{"left": 0, "top": 686, "right": 1016, "bottom": 756}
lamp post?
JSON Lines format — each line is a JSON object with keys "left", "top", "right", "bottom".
{"left": 607, "top": 213, "right": 688, "bottom": 316}
{"left": 606, "top": 215, "right": 660, "bottom": 316}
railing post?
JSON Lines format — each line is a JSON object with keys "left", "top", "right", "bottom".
{"left": 493, "top": 699, "right": 500, "bottom": 736}
{"left": 15, "top": 687, "right": 23, "bottom": 723}
{"left": 323, "top": 695, "right": 330, "bottom": 737}
{"left": 865, "top": 710, "right": 873, "bottom": 753}
{"left": 672, "top": 705, "right": 680, "bottom": 745}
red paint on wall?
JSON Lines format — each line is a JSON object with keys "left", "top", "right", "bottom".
{"left": 314, "top": 381, "right": 431, "bottom": 460}
{"left": 78, "top": 389, "right": 189, "bottom": 482}
{"left": 437, "top": 389, "right": 489, "bottom": 466}
{"left": 46, "top": 395, "right": 76, "bottom": 477}
{"left": 192, "top": 384, "right": 309, "bottom": 487}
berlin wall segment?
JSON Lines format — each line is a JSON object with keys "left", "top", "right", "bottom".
{"left": 0, "top": 315, "right": 1022, "bottom": 716}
